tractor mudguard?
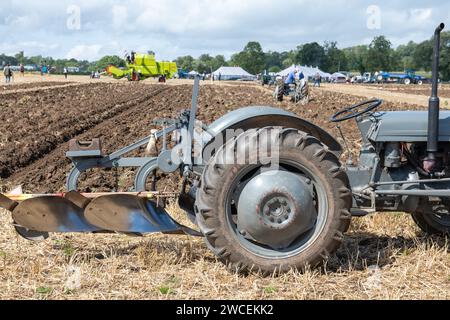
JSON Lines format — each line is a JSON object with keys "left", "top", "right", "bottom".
{"left": 203, "top": 106, "right": 342, "bottom": 155}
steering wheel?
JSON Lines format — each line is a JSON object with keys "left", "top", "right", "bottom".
{"left": 330, "top": 99, "right": 382, "bottom": 123}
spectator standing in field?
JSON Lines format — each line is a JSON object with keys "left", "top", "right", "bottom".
{"left": 41, "top": 65, "right": 48, "bottom": 78}
{"left": 19, "top": 64, "right": 25, "bottom": 77}
{"left": 63, "top": 67, "right": 68, "bottom": 79}
{"left": 314, "top": 73, "right": 321, "bottom": 87}
{"left": 4, "top": 64, "right": 12, "bottom": 83}
{"left": 218, "top": 72, "right": 221, "bottom": 81}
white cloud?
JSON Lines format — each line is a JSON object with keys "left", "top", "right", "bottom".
{"left": 410, "top": 8, "right": 433, "bottom": 22}
{"left": 0, "top": 0, "right": 448, "bottom": 60}
{"left": 112, "top": 5, "right": 128, "bottom": 30}
{"left": 65, "top": 44, "right": 102, "bottom": 60}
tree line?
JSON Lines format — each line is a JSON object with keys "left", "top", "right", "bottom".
{"left": 0, "top": 52, "right": 126, "bottom": 74}
{"left": 2, "top": 31, "right": 449, "bottom": 80}
{"left": 175, "top": 31, "right": 450, "bottom": 80}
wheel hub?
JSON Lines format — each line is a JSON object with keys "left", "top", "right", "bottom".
{"left": 237, "top": 170, "right": 317, "bottom": 249}
{"left": 262, "top": 196, "right": 293, "bottom": 226}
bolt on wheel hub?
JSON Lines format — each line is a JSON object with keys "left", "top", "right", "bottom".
{"left": 262, "top": 196, "right": 293, "bottom": 226}
{"left": 237, "top": 170, "right": 317, "bottom": 249}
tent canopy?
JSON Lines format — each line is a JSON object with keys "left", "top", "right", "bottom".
{"left": 278, "top": 64, "right": 331, "bottom": 79}
{"left": 212, "top": 66, "right": 255, "bottom": 80}
{"left": 330, "top": 72, "right": 346, "bottom": 78}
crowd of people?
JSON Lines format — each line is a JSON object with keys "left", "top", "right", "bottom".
{"left": 283, "top": 69, "right": 322, "bottom": 87}
{"left": 90, "top": 70, "right": 101, "bottom": 79}
{"left": 1, "top": 63, "right": 99, "bottom": 83}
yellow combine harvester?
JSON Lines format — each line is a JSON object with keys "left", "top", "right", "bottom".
{"left": 106, "top": 53, "right": 177, "bottom": 81}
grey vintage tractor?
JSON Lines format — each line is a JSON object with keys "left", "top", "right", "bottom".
{"left": 0, "top": 24, "right": 447, "bottom": 274}
{"left": 274, "top": 78, "right": 309, "bottom": 104}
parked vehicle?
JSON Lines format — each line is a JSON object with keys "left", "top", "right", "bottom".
{"left": 261, "top": 73, "right": 277, "bottom": 86}
{"left": 376, "top": 69, "right": 428, "bottom": 85}
{"left": 362, "top": 72, "right": 377, "bottom": 83}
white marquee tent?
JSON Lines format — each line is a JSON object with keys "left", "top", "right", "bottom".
{"left": 330, "top": 72, "right": 348, "bottom": 82}
{"left": 212, "top": 66, "right": 256, "bottom": 81}
{"left": 278, "top": 64, "right": 331, "bottom": 80}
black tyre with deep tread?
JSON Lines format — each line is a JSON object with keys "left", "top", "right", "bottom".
{"left": 195, "top": 127, "right": 352, "bottom": 274}
{"left": 411, "top": 205, "right": 450, "bottom": 235}
{"left": 276, "top": 80, "right": 284, "bottom": 101}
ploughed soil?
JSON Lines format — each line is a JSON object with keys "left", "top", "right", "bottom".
{"left": 1, "top": 82, "right": 425, "bottom": 193}
{"left": 0, "top": 83, "right": 165, "bottom": 180}
{"left": 0, "top": 81, "right": 73, "bottom": 92}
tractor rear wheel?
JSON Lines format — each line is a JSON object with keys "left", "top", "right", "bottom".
{"left": 412, "top": 203, "right": 450, "bottom": 235}
{"left": 276, "top": 80, "right": 284, "bottom": 102}
{"left": 195, "top": 127, "right": 352, "bottom": 274}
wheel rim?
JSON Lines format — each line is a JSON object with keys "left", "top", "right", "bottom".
{"left": 225, "top": 159, "right": 329, "bottom": 259}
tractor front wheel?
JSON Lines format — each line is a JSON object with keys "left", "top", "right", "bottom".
{"left": 195, "top": 127, "right": 352, "bottom": 274}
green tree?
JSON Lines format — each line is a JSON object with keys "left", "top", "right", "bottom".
{"left": 413, "top": 40, "right": 433, "bottom": 71}
{"left": 211, "top": 55, "right": 227, "bottom": 71}
{"left": 323, "top": 41, "right": 347, "bottom": 73}
{"left": 26, "top": 55, "right": 44, "bottom": 66}
{"left": 282, "top": 57, "right": 294, "bottom": 68}
{"left": 92, "top": 55, "right": 126, "bottom": 71}
{"left": 295, "top": 42, "right": 325, "bottom": 68}
{"left": 394, "top": 41, "right": 417, "bottom": 70}
{"left": 343, "top": 45, "right": 369, "bottom": 74}
{"left": 264, "top": 51, "right": 282, "bottom": 70}
{"left": 15, "top": 51, "right": 25, "bottom": 64}
{"left": 230, "top": 41, "right": 265, "bottom": 74}
{"left": 174, "top": 55, "right": 195, "bottom": 71}
{"left": 0, "top": 54, "right": 18, "bottom": 66}
{"left": 194, "top": 54, "right": 214, "bottom": 73}
{"left": 367, "top": 36, "right": 394, "bottom": 71}
{"left": 268, "top": 66, "right": 281, "bottom": 73}
{"left": 438, "top": 31, "right": 450, "bottom": 81}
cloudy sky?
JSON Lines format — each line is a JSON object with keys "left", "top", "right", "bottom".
{"left": 1, "top": 0, "right": 449, "bottom": 61}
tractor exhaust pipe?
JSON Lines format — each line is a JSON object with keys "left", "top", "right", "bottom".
{"left": 426, "top": 22, "right": 445, "bottom": 171}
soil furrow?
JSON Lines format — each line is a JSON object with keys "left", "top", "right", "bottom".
{"left": 0, "top": 83, "right": 164, "bottom": 178}
{"left": 4, "top": 84, "right": 426, "bottom": 194}
{"left": 5, "top": 85, "right": 174, "bottom": 192}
